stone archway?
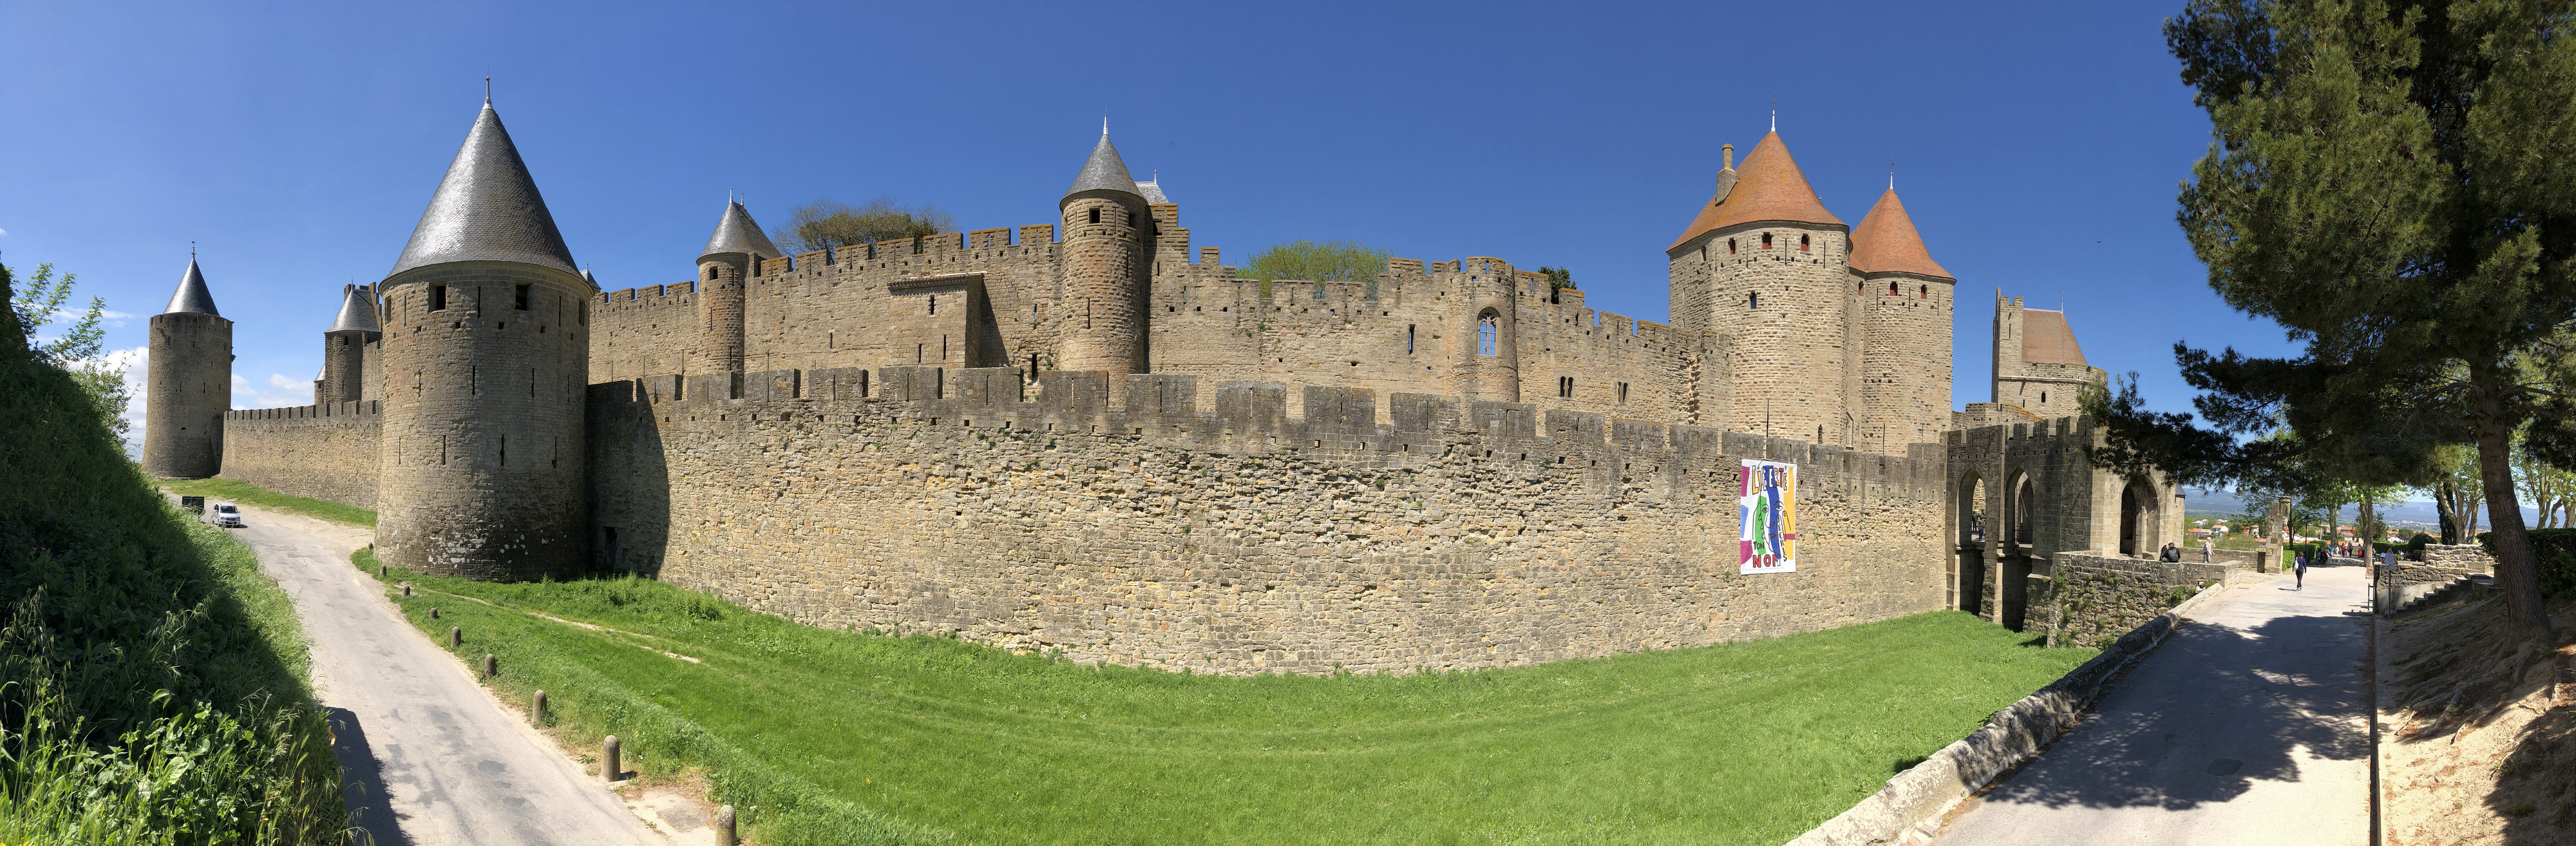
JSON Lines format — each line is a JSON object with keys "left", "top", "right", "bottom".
{"left": 1958, "top": 473, "right": 1989, "bottom": 614}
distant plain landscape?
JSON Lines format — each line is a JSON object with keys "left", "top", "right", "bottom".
{"left": 2179, "top": 486, "right": 2539, "bottom": 529}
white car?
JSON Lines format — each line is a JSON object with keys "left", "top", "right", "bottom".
{"left": 209, "top": 503, "right": 243, "bottom": 528}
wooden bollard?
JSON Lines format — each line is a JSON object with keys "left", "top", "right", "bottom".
{"left": 448, "top": 627, "right": 461, "bottom": 649}
{"left": 602, "top": 735, "right": 621, "bottom": 783}
{"left": 532, "top": 690, "right": 547, "bottom": 724}
{"left": 429, "top": 607, "right": 439, "bottom": 620}
{"left": 401, "top": 583, "right": 412, "bottom": 596}
{"left": 379, "top": 564, "right": 386, "bottom": 577}
{"left": 715, "top": 805, "right": 737, "bottom": 846}
{"left": 481, "top": 653, "right": 497, "bottom": 678}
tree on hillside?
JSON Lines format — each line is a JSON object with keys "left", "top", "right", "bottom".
{"left": 1236, "top": 240, "right": 1394, "bottom": 296}
{"left": 2514, "top": 425, "right": 2576, "bottom": 528}
{"left": 2424, "top": 443, "right": 2485, "bottom": 543}
{"left": 7, "top": 262, "right": 128, "bottom": 441}
{"left": 2094, "top": 0, "right": 2576, "bottom": 637}
{"left": 771, "top": 198, "right": 956, "bottom": 255}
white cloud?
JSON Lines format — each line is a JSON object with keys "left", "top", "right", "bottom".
{"left": 232, "top": 372, "right": 313, "bottom": 410}
{"left": 0, "top": 229, "right": 9, "bottom": 236}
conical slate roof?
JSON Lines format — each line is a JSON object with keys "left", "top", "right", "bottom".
{"left": 327, "top": 284, "right": 381, "bottom": 334}
{"left": 1064, "top": 130, "right": 1143, "bottom": 204}
{"left": 700, "top": 200, "right": 783, "bottom": 260}
{"left": 164, "top": 257, "right": 220, "bottom": 316}
{"left": 1669, "top": 131, "right": 1842, "bottom": 250}
{"left": 387, "top": 102, "right": 579, "bottom": 278}
{"left": 1847, "top": 189, "right": 1952, "bottom": 279}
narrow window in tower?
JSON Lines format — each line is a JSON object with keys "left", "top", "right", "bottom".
{"left": 1618, "top": 382, "right": 1631, "bottom": 404}
{"left": 500, "top": 436, "right": 507, "bottom": 466}
{"left": 828, "top": 331, "right": 835, "bottom": 349}
{"left": 529, "top": 368, "right": 536, "bottom": 397}
{"left": 1478, "top": 314, "right": 1498, "bottom": 356}
{"left": 1749, "top": 292, "right": 1761, "bottom": 309}
{"left": 1920, "top": 285, "right": 1929, "bottom": 299}
{"left": 1028, "top": 354, "right": 1039, "bottom": 380}
{"left": 1800, "top": 235, "right": 1811, "bottom": 252}
{"left": 579, "top": 301, "right": 587, "bottom": 326}
{"left": 1128, "top": 212, "right": 1137, "bottom": 226}
{"left": 469, "top": 366, "right": 477, "bottom": 395}
{"left": 916, "top": 343, "right": 924, "bottom": 364}
{"left": 1406, "top": 325, "right": 1416, "bottom": 354}
{"left": 552, "top": 437, "right": 559, "bottom": 468}
{"left": 1728, "top": 238, "right": 1738, "bottom": 255}
{"left": 429, "top": 285, "right": 447, "bottom": 312}
{"left": 1817, "top": 425, "right": 1825, "bottom": 442}
{"left": 1890, "top": 281, "right": 1900, "bottom": 295}
{"left": 1761, "top": 233, "right": 1773, "bottom": 249}
{"left": 942, "top": 335, "right": 949, "bottom": 360}
{"left": 2041, "top": 392, "right": 2048, "bottom": 405}
{"left": 515, "top": 284, "right": 530, "bottom": 311}
{"left": 1089, "top": 208, "right": 1101, "bottom": 224}
{"left": 929, "top": 295, "right": 936, "bottom": 315}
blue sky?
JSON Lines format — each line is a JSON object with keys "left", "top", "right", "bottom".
{"left": 1, "top": 0, "right": 2299, "bottom": 439}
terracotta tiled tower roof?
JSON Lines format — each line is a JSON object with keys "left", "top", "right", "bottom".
{"left": 1669, "top": 131, "right": 1841, "bottom": 251}
{"left": 701, "top": 200, "right": 784, "bottom": 261}
{"left": 163, "top": 257, "right": 220, "bottom": 316}
{"left": 2020, "top": 309, "right": 2088, "bottom": 366}
{"left": 1848, "top": 189, "right": 1952, "bottom": 279}
{"left": 388, "top": 101, "right": 579, "bottom": 278}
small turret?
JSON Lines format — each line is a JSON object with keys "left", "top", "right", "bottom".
{"left": 144, "top": 256, "right": 233, "bottom": 478}
{"left": 319, "top": 284, "right": 381, "bottom": 404}
{"left": 695, "top": 200, "right": 781, "bottom": 374}
{"left": 1850, "top": 187, "right": 1955, "bottom": 454}
{"left": 1056, "top": 126, "right": 1152, "bottom": 376}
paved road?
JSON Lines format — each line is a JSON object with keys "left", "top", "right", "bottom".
{"left": 1935, "top": 564, "right": 2372, "bottom": 845}
{"left": 231, "top": 505, "right": 664, "bottom": 846}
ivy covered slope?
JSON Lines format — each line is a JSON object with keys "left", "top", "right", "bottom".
{"left": 0, "top": 265, "right": 342, "bottom": 845}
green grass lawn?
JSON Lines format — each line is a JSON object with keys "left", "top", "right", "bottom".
{"left": 360, "top": 551, "right": 2094, "bottom": 846}
{"left": 157, "top": 477, "right": 375, "bottom": 526}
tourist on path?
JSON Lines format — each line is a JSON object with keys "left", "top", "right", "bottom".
{"left": 2295, "top": 552, "right": 2307, "bottom": 590}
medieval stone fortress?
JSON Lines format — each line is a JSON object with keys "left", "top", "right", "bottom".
{"left": 146, "top": 98, "right": 2179, "bottom": 674}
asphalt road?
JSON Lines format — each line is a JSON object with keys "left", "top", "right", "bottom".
{"left": 231, "top": 505, "right": 664, "bottom": 846}
{"left": 1935, "top": 564, "right": 2372, "bottom": 845}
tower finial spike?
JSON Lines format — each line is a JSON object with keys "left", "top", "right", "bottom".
{"left": 1770, "top": 100, "right": 1777, "bottom": 132}
{"left": 1890, "top": 162, "right": 1896, "bottom": 191}
{"left": 1103, "top": 114, "right": 1110, "bottom": 135}
{"left": 485, "top": 77, "right": 491, "bottom": 104}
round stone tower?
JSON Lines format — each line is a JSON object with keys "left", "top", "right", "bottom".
{"left": 143, "top": 256, "right": 231, "bottom": 479}
{"left": 320, "top": 283, "right": 381, "bottom": 405}
{"left": 1056, "top": 127, "right": 1152, "bottom": 375}
{"left": 374, "top": 98, "right": 596, "bottom": 581}
{"left": 696, "top": 199, "right": 782, "bottom": 376}
{"left": 1449, "top": 256, "right": 1521, "bottom": 401}
{"left": 1849, "top": 185, "right": 1956, "bottom": 456}
{"left": 1670, "top": 130, "right": 1852, "bottom": 445}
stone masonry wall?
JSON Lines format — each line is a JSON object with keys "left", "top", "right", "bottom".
{"left": 2033, "top": 552, "right": 2235, "bottom": 648}
{"left": 219, "top": 401, "right": 382, "bottom": 509}
{"left": 587, "top": 366, "right": 1951, "bottom": 675}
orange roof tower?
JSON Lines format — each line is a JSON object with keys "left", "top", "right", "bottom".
{"left": 1847, "top": 188, "right": 1952, "bottom": 279}
{"left": 1669, "top": 131, "right": 1843, "bottom": 251}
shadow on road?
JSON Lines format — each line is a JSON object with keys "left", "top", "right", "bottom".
{"left": 329, "top": 706, "right": 411, "bottom": 846}
{"left": 1975, "top": 586, "right": 2370, "bottom": 812}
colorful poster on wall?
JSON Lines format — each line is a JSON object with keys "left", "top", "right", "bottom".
{"left": 1739, "top": 459, "right": 1797, "bottom": 574}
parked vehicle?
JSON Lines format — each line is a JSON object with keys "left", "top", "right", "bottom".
{"left": 209, "top": 502, "right": 243, "bottom": 528}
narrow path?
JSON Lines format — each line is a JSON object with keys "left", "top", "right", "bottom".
{"left": 1935, "top": 564, "right": 2373, "bottom": 845}
{"left": 229, "top": 505, "right": 665, "bottom": 846}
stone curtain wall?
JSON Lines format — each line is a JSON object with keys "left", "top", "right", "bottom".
{"left": 2420, "top": 543, "right": 2496, "bottom": 572}
{"left": 587, "top": 367, "right": 1951, "bottom": 675}
{"left": 2032, "top": 552, "right": 2235, "bottom": 648}
{"left": 219, "top": 401, "right": 383, "bottom": 509}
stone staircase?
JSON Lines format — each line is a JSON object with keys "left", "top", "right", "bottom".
{"left": 2389, "top": 573, "right": 2495, "bottom": 615}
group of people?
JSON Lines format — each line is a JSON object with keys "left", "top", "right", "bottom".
{"left": 2155, "top": 540, "right": 2220, "bottom": 563}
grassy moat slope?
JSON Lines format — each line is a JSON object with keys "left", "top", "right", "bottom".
{"left": 366, "top": 550, "right": 2094, "bottom": 846}
{"left": 0, "top": 267, "right": 340, "bottom": 842}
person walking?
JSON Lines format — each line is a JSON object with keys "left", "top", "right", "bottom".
{"left": 2203, "top": 538, "right": 2214, "bottom": 562}
{"left": 2295, "top": 551, "right": 2308, "bottom": 590}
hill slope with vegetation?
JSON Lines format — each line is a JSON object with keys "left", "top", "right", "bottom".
{"left": 0, "top": 264, "right": 341, "bottom": 843}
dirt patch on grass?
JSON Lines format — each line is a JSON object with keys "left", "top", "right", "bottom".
{"left": 2378, "top": 591, "right": 2576, "bottom": 845}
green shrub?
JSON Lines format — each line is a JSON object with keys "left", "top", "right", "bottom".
{"left": 2481, "top": 528, "right": 2576, "bottom": 599}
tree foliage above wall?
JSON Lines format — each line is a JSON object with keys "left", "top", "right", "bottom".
{"left": 772, "top": 198, "right": 957, "bottom": 255}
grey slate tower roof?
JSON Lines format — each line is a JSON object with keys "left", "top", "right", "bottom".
{"left": 1063, "top": 130, "right": 1144, "bottom": 205}
{"left": 387, "top": 102, "right": 580, "bottom": 278}
{"left": 326, "top": 284, "right": 381, "bottom": 334}
{"left": 700, "top": 200, "right": 784, "bottom": 260}
{"left": 163, "top": 258, "right": 220, "bottom": 316}
{"left": 580, "top": 269, "right": 598, "bottom": 287}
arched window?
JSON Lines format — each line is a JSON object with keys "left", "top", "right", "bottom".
{"left": 1748, "top": 291, "right": 1761, "bottom": 309}
{"left": 1477, "top": 312, "right": 1499, "bottom": 356}
{"left": 1799, "top": 234, "right": 1811, "bottom": 252}
{"left": 1889, "top": 281, "right": 1899, "bottom": 295}
{"left": 1858, "top": 282, "right": 1866, "bottom": 294}
{"left": 1920, "top": 285, "right": 1929, "bottom": 299}
{"left": 1761, "top": 233, "right": 1773, "bottom": 249}
{"left": 1728, "top": 238, "right": 1738, "bottom": 255}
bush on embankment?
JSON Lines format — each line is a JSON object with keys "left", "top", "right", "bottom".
{"left": 2483, "top": 529, "right": 2576, "bottom": 599}
{"left": 0, "top": 265, "right": 343, "bottom": 843}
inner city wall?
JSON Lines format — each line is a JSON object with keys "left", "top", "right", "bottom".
{"left": 582, "top": 365, "right": 1951, "bottom": 674}
{"left": 218, "top": 400, "right": 382, "bottom": 509}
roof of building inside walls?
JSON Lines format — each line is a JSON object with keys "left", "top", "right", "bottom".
{"left": 1847, "top": 189, "right": 1953, "bottom": 279}
{"left": 326, "top": 284, "right": 381, "bottom": 334}
{"left": 1669, "top": 131, "right": 1844, "bottom": 251}
{"left": 164, "top": 257, "right": 220, "bottom": 316}
{"left": 386, "top": 101, "right": 581, "bottom": 279}
{"left": 2020, "top": 309, "right": 2089, "bottom": 366}
{"left": 702, "top": 200, "right": 784, "bottom": 261}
